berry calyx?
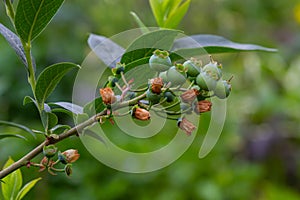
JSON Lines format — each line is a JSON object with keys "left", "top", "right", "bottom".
{"left": 214, "top": 79, "right": 232, "bottom": 99}
{"left": 183, "top": 57, "right": 202, "bottom": 77}
{"left": 149, "top": 49, "right": 172, "bottom": 72}
{"left": 166, "top": 64, "right": 187, "bottom": 86}
{"left": 196, "top": 72, "right": 217, "bottom": 91}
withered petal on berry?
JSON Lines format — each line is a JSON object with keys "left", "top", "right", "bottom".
{"left": 100, "top": 87, "right": 116, "bottom": 104}
{"left": 133, "top": 108, "right": 150, "bottom": 121}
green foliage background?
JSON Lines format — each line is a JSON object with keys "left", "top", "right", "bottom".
{"left": 1, "top": 0, "right": 300, "bottom": 199}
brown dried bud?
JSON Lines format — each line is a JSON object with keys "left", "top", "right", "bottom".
{"left": 59, "top": 149, "right": 80, "bottom": 164}
{"left": 133, "top": 107, "right": 150, "bottom": 121}
{"left": 100, "top": 87, "right": 116, "bottom": 104}
{"left": 194, "top": 100, "right": 212, "bottom": 114}
{"left": 180, "top": 89, "right": 199, "bottom": 104}
{"left": 150, "top": 77, "right": 164, "bottom": 94}
{"left": 178, "top": 118, "right": 196, "bottom": 136}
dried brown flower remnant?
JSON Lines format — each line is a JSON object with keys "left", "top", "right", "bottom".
{"left": 194, "top": 100, "right": 212, "bottom": 114}
{"left": 133, "top": 107, "right": 150, "bottom": 121}
{"left": 150, "top": 77, "right": 164, "bottom": 94}
{"left": 178, "top": 117, "right": 196, "bottom": 136}
{"left": 100, "top": 87, "right": 116, "bottom": 104}
{"left": 180, "top": 89, "right": 199, "bottom": 104}
{"left": 60, "top": 149, "right": 80, "bottom": 164}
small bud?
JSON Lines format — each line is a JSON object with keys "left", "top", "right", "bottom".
{"left": 177, "top": 118, "right": 196, "bottom": 136}
{"left": 194, "top": 100, "right": 212, "bottom": 114}
{"left": 150, "top": 77, "right": 164, "bottom": 94}
{"left": 133, "top": 107, "right": 150, "bottom": 121}
{"left": 58, "top": 149, "right": 80, "bottom": 164}
{"left": 64, "top": 164, "right": 73, "bottom": 176}
{"left": 180, "top": 89, "right": 199, "bottom": 104}
{"left": 43, "top": 145, "right": 57, "bottom": 158}
{"left": 100, "top": 87, "right": 116, "bottom": 105}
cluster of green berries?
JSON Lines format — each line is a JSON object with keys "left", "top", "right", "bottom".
{"left": 149, "top": 49, "right": 232, "bottom": 99}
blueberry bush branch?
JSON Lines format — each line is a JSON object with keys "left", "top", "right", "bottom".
{"left": 0, "top": 1, "right": 277, "bottom": 197}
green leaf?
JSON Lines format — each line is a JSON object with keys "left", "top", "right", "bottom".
{"left": 23, "top": 96, "right": 51, "bottom": 112}
{"left": 1, "top": 158, "right": 22, "bottom": 200}
{"left": 171, "top": 34, "right": 277, "bottom": 59}
{"left": 0, "top": 120, "right": 36, "bottom": 139}
{"left": 15, "top": 0, "right": 65, "bottom": 42}
{"left": 35, "top": 62, "right": 80, "bottom": 108}
{"left": 75, "top": 113, "right": 89, "bottom": 124}
{"left": 163, "top": 0, "right": 191, "bottom": 29}
{"left": 16, "top": 177, "right": 41, "bottom": 200}
{"left": 47, "top": 112, "right": 58, "bottom": 130}
{"left": 83, "top": 97, "right": 106, "bottom": 117}
{"left": 40, "top": 110, "right": 58, "bottom": 131}
{"left": 149, "top": 0, "right": 164, "bottom": 27}
{"left": 87, "top": 34, "right": 125, "bottom": 68}
{"left": 0, "top": 134, "right": 26, "bottom": 140}
{"left": 0, "top": 23, "right": 27, "bottom": 67}
{"left": 50, "top": 124, "right": 71, "bottom": 135}
{"left": 130, "top": 12, "right": 149, "bottom": 34}
{"left": 49, "top": 102, "right": 83, "bottom": 115}
{"left": 120, "top": 29, "right": 181, "bottom": 71}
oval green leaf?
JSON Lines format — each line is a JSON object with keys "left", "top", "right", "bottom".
{"left": 49, "top": 102, "right": 83, "bottom": 115}
{"left": 0, "top": 120, "right": 36, "bottom": 139}
{"left": 15, "top": 0, "right": 65, "bottom": 42}
{"left": 35, "top": 62, "right": 80, "bottom": 108}
{"left": 1, "top": 158, "right": 23, "bottom": 200}
{"left": 0, "top": 134, "right": 26, "bottom": 141}
{"left": 171, "top": 34, "right": 277, "bottom": 59}
{"left": 16, "top": 177, "right": 41, "bottom": 200}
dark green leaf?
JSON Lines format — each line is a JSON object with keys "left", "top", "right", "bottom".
{"left": 16, "top": 177, "right": 41, "bottom": 200}
{"left": 75, "top": 113, "right": 89, "bottom": 124}
{"left": 0, "top": 23, "right": 27, "bottom": 67}
{"left": 49, "top": 102, "right": 83, "bottom": 115}
{"left": 15, "top": 0, "right": 65, "bottom": 42}
{"left": 88, "top": 34, "right": 125, "bottom": 68}
{"left": 0, "top": 120, "right": 36, "bottom": 139}
{"left": 171, "top": 34, "right": 277, "bottom": 58}
{"left": 51, "top": 108, "right": 74, "bottom": 117}
{"left": 1, "top": 158, "right": 22, "bottom": 200}
{"left": 40, "top": 110, "right": 58, "bottom": 131}
{"left": 0, "top": 134, "right": 27, "bottom": 140}
{"left": 50, "top": 124, "right": 70, "bottom": 135}
{"left": 23, "top": 96, "right": 51, "bottom": 112}
{"left": 120, "top": 29, "right": 181, "bottom": 71}
{"left": 40, "top": 110, "right": 48, "bottom": 130}
{"left": 47, "top": 112, "right": 58, "bottom": 130}
{"left": 35, "top": 62, "right": 80, "bottom": 108}
{"left": 83, "top": 97, "right": 106, "bottom": 117}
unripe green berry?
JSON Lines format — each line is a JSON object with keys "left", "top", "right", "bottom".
{"left": 196, "top": 72, "right": 217, "bottom": 91}
{"left": 146, "top": 89, "right": 161, "bottom": 104}
{"left": 202, "top": 61, "right": 222, "bottom": 81}
{"left": 214, "top": 80, "right": 231, "bottom": 99}
{"left": 166, "top": 65, "right": 187, "bottom": 86}
{"left": 107, "top": 76, "right": 118, "bottom": 87}
{"left": 149, "top": 50, "right": 172, "bottom": 72}
{"left": 43, "top": 145, "right": 57, "bottom": 158}
{"left": 159, "top": 71, "right": 169, "bottom": 83}
{"left": 164, "top": 91, "right": 175, "bottom": 102}
{"left": 183, "top": 58, "right": 202, "bottom": 77}
{"left": 115, "top": 63, "right": 125, "bottom": 74}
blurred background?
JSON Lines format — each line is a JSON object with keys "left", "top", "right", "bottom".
{"left": 1, "top": 0, "right": 300, "bottom": 199}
